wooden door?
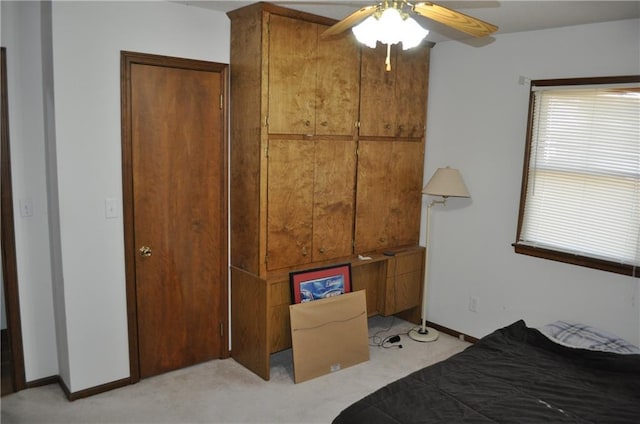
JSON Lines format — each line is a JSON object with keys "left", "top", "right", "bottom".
{"left": 122, "top": 52, "right": 228, "bottom": 380}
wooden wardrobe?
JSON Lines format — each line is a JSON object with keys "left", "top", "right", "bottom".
{"left": 228, "top": 2, "right": 432, "bottom": 380}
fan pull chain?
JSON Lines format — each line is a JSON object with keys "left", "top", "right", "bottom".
{"left": 385, "top": 43, "right": 392, "bottom": 72}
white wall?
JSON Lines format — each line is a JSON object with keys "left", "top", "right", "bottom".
{"left": 4, "top": 0, "right": 230, "bottom": 393}
{"left": 424, "top": 18, "right": 640, "bottom": 345}
{"left": 2, "top": 0, "right": 59, "bottom": 381}
{"left": 50, "top": 0, "right": 229, "bottom": 393}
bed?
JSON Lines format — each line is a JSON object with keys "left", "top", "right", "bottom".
{"left": 332, "top": 320, "right": 640, "bottom": 423}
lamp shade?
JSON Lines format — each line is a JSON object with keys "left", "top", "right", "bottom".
{"left": 423, "top": 167, "right": 470, "bottom": 198}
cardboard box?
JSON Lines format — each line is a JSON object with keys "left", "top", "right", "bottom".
{"left": 289, "top": 290, "right": 369, "bottom": 383}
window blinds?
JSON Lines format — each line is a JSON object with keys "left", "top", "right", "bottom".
{"left": 519, "top": 84, "right": 640, "bottom": 266}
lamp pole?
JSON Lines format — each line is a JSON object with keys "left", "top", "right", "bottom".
{"left": 408, "top": 197, "right": 446, "bottom": 342}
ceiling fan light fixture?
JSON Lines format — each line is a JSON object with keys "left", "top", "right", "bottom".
{"left": 352, "top": 4, "right": 429, "bottom": 50}
{"left": 352, "top": 15, "right": 379, "bottom": 48}
{"left": 377, "top": 7, "right": 404, "bottom": 45}
{"left": 400, "top": 16, "right": 429, "bottom": 50}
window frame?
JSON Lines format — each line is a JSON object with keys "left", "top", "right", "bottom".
{"left": 514, "top": 75, "right": 640, "bottom": 278}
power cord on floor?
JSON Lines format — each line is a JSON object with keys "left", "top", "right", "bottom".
{"left": 369, "top": 317, "right": 404, "bottom": 349}
{"left": 371, "top": 334, "right": 403, "bottom": 349}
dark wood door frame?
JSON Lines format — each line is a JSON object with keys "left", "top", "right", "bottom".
{"left": 1, "top": 46, "right": 27, "bottom": 394}
{"left": 120, "top": 51, "right": 229, "bottom": 383}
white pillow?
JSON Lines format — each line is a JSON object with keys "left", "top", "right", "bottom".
{"left": 540, "top": 320, "right": 640, "bottom": 354}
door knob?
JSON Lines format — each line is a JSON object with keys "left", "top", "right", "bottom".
{"left": 138, "top": 246, "right": 152, "bottom": 257}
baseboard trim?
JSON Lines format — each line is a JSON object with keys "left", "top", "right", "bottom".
{"left": 427, "top": 321, "right": 480, "bottom": 344}
{"left": 63, "top": 377, "right": 132, "bottom": 401}
{"left": 25, "top": 375, "right": 132, "bottom": 401}
{"left": 25, "top": 375, "right": 59, "bottom": 389}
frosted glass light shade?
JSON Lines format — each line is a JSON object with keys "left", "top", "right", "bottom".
{"left": 423, "top": 167, "right": 470, "bottom": 198}
{"left": 352, "top": 15, "right": 379, "bottom": 48}
{"left": 377, "top": 7, "right": 404, "bottom": 45}
{"left": 352, "top": 7, "right": 429, "bottom": 49}
{"left": 400, "top": 17, "right": 429, "bottom": 49}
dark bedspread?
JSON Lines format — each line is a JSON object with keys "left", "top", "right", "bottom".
{"left": 333, "top": 320, "right": 640, "bottom": 423}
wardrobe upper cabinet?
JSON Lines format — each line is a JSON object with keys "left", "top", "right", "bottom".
{"left": 268, "top": 15, "right": 360, "bottom": 136}
{"left": 359, "top": 42, "right": 431, "bottom": 139}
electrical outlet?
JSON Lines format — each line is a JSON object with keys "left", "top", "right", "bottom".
{"left": 468, "top": 296, "right": 478, "bottom": 313}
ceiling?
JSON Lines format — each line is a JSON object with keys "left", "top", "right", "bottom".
{"left": 176, "top": 1, "right": 640, "bottom": 43}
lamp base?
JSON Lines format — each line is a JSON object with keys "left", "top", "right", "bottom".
{"left": 408, "top": 326, "right": 439, "bottom": 342}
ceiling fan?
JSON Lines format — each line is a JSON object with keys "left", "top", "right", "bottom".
{"left": 321, "top": 1, "right": 497, "bottom": 70}
{"left": 322, "top": 1, "right": 499, "bottom": 40}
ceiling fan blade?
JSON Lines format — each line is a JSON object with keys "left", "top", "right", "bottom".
{"left": 413, "top": 2, "right": 498, "bottom": 37}
{"left": 321, "top": 5, "right": 378, "bottom": 38}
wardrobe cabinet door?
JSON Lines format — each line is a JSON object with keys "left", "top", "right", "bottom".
{"left": 312, "top": 140, "right": 357, "bottom": 261}
{"left": 391, "top": 142, "right": 424, "bottom": 247}
{"left": 315, "top": 26, "right": 360, "bottom": 137}
{"left": 359, "top": 43, "right": 397, "bottom": 138}
{"left": 354, "top": 140, "right": 424, "bottom": 253}
{"left": 266, "top": 139, "right": 314, "bottom": 270}
{"left": 395, "top": 45, "right": 430, "bottom": 139}
{"left": 354, "top": 141, "right": 394, "bottom": 251}
{"left": 268, "top": 15, "right": 316, "bottom": 135}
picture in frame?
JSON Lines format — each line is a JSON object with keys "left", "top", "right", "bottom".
{"left": 290, "top": 263, "right": 352, "bottom": 304}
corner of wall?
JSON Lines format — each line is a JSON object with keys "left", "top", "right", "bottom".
{"left": 40, "top": 0, "right": 69, "bottom": 388}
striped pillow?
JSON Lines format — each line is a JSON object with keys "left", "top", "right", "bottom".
{"left": 541, "top": 320, "right": 640, "bottom": 354}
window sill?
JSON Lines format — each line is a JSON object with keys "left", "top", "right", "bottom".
{"left": 512, "top": 243, "right": 638, "bottom": 278}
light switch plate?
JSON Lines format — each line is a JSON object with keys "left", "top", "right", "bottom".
{"left": 19, "top": 198, "right": 34, "bottom": 217}
{"left": 104, "top": 198, "right": 118, "bottom": 219}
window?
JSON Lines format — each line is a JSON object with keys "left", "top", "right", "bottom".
{"left": 515, "top": 76, "right": 640, "bottom": 277}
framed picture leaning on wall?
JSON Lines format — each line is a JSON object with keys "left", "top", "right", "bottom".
{"left": 290, "top": 263, "right": 352, "bottom": 304}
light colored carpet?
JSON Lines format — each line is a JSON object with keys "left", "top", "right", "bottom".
{"left": 0, "top": 316, "right": 470, "bottom": 424}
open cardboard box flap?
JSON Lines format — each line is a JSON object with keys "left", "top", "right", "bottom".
{"left": 289, "top": 290, "right": 369, "bottom": 383}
